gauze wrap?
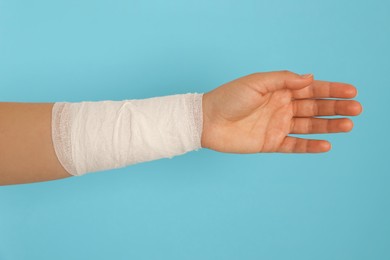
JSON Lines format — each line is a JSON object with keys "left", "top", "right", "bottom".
{"left": 51, "top": 93, "right": 203, "bottom": 176}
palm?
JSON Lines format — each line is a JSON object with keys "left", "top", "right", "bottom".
{"left": 201, "top": 71, "right": 362, "bottom": 153}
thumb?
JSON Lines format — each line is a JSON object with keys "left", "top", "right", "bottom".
{"left": 251, "top": 70, "right": 314, "bottom": 93}
{"left": 285, "top": 72, "right": 314, "bottom": 90}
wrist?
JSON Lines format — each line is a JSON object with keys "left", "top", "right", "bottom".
{"left": 200, "top": 92, "right": 213, "bottom": 149}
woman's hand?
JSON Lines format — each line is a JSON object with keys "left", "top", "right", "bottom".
{"left": 201, "top": 70, "right": 362, "bottom": 153}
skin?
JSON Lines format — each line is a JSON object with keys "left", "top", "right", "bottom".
{"left": 0, "top": 70, "right": 362, "bottom": 185}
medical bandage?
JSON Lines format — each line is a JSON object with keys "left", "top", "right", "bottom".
{"left": 51, "top": 93, "right": 204, "bottom": 176}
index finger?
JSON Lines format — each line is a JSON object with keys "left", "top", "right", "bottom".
{"left": 292, "top": 80, "right": 358, "bottom": 99}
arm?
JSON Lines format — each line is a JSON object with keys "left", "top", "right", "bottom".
{"left": 0, "top": 103, "right": 70, "bottom": 185}
{"left": 0, "top": 71, "right": 362, "bottom": 185}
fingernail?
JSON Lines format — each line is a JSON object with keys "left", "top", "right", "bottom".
{"left": 300, "top": 73, "right": 313, "bottom": 78}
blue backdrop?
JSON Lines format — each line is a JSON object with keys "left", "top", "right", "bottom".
{"left": 0, "top": 0, "right": 389, "bottom": 259}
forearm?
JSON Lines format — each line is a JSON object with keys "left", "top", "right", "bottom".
{"left": 0, "top": 103, "right": 70, "bottom": 185}
{"left": 0, "top": 93, "right": 204, "bottom": 185}
{"left": 52, "top": 94, "right": 203, "bottom": 176}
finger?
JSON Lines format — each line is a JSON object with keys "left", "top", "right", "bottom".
{"left": 244, "top": 70, "right": 314, "bottom": 94}
{"left": 290, "top": 118, "right": 353, "bottom": 134}
{"left": 277, "top": 136, "right": 331, "bottom": 153}
{"left": 293, "top": 99, "right": 363, "bottom": 117}
{"left": 292, "top": 80, "right": 357, "bottom": 99}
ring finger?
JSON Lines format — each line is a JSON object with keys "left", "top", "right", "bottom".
{"left": 290, "top": 118, "right": 354, "bottom": 134}
{"left": 293, "top": 99, "right": 362, "bottom": 117}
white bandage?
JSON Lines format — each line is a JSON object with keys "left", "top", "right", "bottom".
{"left": 51, "top": 93, "right": 204, "bottom": 176}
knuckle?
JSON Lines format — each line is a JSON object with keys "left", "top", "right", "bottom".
{"left": 280, "top": 70, "right": 293, "bottom": 75}
{"left": 308, "top": 118, "right": 313, "bottom": 133}
{"left": 313, "top": 100, "right": 319, "bottom": 116}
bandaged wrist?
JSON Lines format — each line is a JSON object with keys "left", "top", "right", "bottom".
{"left": 51, "top": 93, "right": 204, "bottom": 176}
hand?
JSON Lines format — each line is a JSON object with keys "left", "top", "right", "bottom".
{"left": 201, "top": 70, "right": 362, "bottom": 153}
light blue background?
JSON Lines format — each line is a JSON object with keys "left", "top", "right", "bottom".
{"left": 0, "top": 0, "right": 389, "bottom": 259}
